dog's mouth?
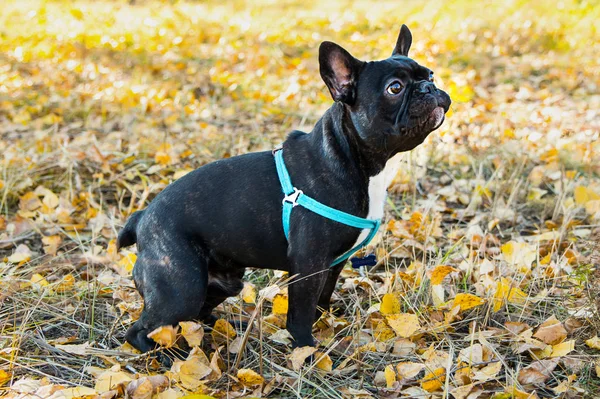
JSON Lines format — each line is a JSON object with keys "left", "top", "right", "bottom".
{"left": 427, "top": 106, "right": 445, "bottom": 130}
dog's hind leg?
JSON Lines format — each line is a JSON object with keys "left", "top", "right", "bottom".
{"left": 125, "top": 240, "right": 209, "bottom": 354}
{"left": 198, "top": 267, "right": 245, "bottom": 325}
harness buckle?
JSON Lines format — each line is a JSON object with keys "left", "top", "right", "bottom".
{"left": 283, "top": 188, "right": 303, "bottom": 207}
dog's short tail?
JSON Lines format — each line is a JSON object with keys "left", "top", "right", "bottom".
{"left": 117, "top": 210, "right": 144, "bottom": 250}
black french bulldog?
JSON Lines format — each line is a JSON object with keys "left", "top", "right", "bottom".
{"left": 118, "top": 25, "right": 450, "bottom": 353}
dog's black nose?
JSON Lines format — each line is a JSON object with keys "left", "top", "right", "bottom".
{"left": 419, "top": 81, "right": 436, "bottom": 94}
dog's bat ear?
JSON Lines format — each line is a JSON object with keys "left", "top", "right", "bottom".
{"left": 319, "top": 41, "right": 363, "bottom": 104}
{"left": 392, "top": 24, "right": 412, "bottom": 57}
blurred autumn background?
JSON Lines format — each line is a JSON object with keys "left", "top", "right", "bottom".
{"left": 1, "top": 0, "right": 599, "bottom": 397}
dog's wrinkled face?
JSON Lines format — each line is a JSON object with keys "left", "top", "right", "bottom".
{"left": 319, "top": 25, "right": 451, "bottom": 154}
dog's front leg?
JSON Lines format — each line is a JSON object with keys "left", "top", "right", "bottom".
{"left": 286, "top": 253, "right": 330, "bottom": 348}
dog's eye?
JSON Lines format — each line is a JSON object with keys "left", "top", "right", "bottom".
{"left": 386, "top": 81, "right": 403, "bottom": 95}
{"left": 428, "top": 71, "right": 434, "bottom": 82}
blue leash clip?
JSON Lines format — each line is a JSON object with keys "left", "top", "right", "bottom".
{"left": 350, "top": 254, "right": 377, "bottom": 277}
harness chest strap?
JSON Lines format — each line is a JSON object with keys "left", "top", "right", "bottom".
{"left": 273, "top": 148, "right": 381, "bottom": 267}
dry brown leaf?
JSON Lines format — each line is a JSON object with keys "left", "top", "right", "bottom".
{"left": 8, "top": 244, "right": 32, "bottom": 264}
{"left": 472, "top": 361, "right": 502, "bottom": 382}
{"left": 504, "top": 321, "right": 530, "bottom": 335}
{"left": 517, "top": 358, "right": 559, "bottom": 386}
{"left": 94, "top": 366, "right": 133, "bottom": 393}
{"left": 458, "top": 344, "right": 484, "bottom": 364}
{"left": 392, "top": 338, "right": 416, "bottom": 356}
{"left": 396, "top": 362, "right": 424, "bottom": 381}
{"left": 532, "top": 315, "right": 567, "bottom": 345}
{"left": 289, "top": 346, "right": 317, "bottom": 371}
{"left": 170, "top": 354, "right": 212, "bottom": 390}
{"left": 450, "top": 383, "right": 483, "bottom": 399}
{"left": 55, "top": 342, "right": 90, "bottom": 355}
{"left": 126, "top": 376, "right": 169, "bottom": 399}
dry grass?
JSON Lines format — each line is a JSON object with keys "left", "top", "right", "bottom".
{"left": 1, "top": 0, "right": 599, "bottom": 397}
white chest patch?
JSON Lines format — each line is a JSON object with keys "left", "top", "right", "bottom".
{"left": 351, "top": 153, "right": 403, "bottom": 248}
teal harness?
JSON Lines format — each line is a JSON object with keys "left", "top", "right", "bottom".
{"left": 273, "top": 148, "right": 381, "bottom": 267}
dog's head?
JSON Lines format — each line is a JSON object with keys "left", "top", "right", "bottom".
{"left": 319, "top": 25, "right": 451, "bottom": 154}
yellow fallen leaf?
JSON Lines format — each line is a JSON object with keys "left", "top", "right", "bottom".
{"left": 241, "top": 282, "right": 256, "bottom": 304}
{"left": 585, "top": 336, "right": 600, "bottom": 349}
{"left": 19, "top": 191, "right": 42, "bottom": 211}
{"left": 386, "top": 313, "right": 420, "bottom": 338}
{"left": 8, "top": 244, "right": 32, "bottom": 264}
{"left": 314, "top": 351, "right": 333, "bottom": 372}
{"left": 237, "top": 368, "right": 264, "bottom": 387}
{"left": 289, "top": 346, "right": 317, "bottom": 371}
{"left": 42, "top": 191, "right": 59, "bottom": 209}
{"left": 272, "top": 293, "right": 288, "bottom": 314}
{"left": 57, "top": 387, "right": 98, "bottom": 399}
{"left": 42, "top": 235, "right": 62, "bottom": 256}
{"left": 472, "top": 361, "right": 502, "bottom": 382}
{"left": 30, "top": 273, "right": 49, "bottom": 287}
{"left": 211, "top": 319, "right": 236, "bottom": 344}
{"left": 372, "top": 319, "right": 396, "bottom": 342}
{"left": 95, "top": 367, "right": 134, "bottom": 392}
{"left": 453, "top": 293, "right": 485, "bottom": 312}
{"left": 171, "top": 355, "right": 212, "bottom": 390}
{"left": 493, "top": 278, "right": 527, "bottom": 312}
{"left": 157, "top": 389, "right": 186, "bottom": 399}
{"left": 552, "top": 374, "right": 577, "bottom": 395}
{"left": 0, "top": 370, "right": 10, "bottom": 387}
{"left": 429, "top": 265, "right": 457, "bottom": 285}
{"left": 530, "top": 344, "right": 553, "bottom": 359}
{"left": 501, "top": 241, "right": 537, "bottom": 271}
{"left": 384, "top": 365, "right": 396, "bottom": 388}
{"left": 118, "top": 252, "right": 137, "bottom": 273}
{"left": 574, "top": 186, "right": 600, "bottom": 205}
{"left": 179, "top": 321, "right": 204, "bottom": 347}
{"left": 421, "top": 367, "right": 445, "bottom": 392}
{"left": 147, "top": 325, "right": 178, "bottom": 347}
{"left": 550, "top": 340, "right": 575, "bottom": 357}
{"left": 380, "top": 293, "right": 401, "bottom": 315}
{"left": 55, "top": 273, "right": 75, "bottom": 293}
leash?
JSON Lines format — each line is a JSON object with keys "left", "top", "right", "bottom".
{"left": 273, "top": 147, "right": 381, "bottom": 268}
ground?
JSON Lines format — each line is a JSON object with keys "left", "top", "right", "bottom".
{"left": 1, "top": 0, "right": 599, "bottom": 398}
